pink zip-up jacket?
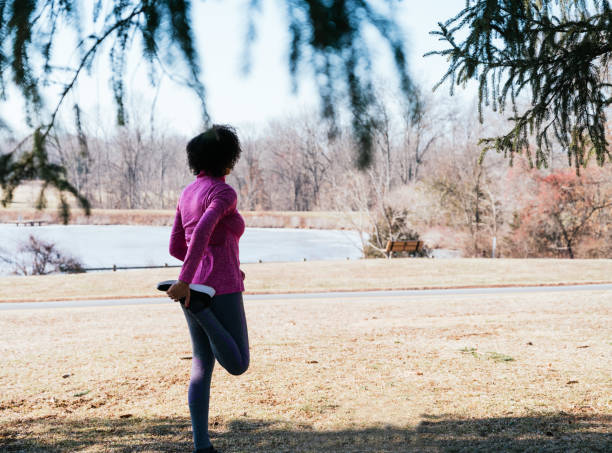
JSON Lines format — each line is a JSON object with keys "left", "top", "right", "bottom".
{"left": 169, "top": 171, "right": 245, "bottom": 295}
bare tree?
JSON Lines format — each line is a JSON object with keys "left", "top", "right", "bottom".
{"left": 424, "top": 100, "right": 511, "bottom": 256}
{"left": 264, "top": 122, "right": 312, "bottom": 211}
{"left": 299, "top": 115, "right": 332, "bottom": 209}
{"left": 230, "top": 135, "right": 270, "bottom": 211}
{"left": 397, "top": 88, "right": 441, "bottom": 183}
{"left": 370, "top": 92, "right": 395, "bottom": 194}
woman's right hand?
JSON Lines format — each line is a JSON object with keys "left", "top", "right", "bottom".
{"left": 167, "top": 280, "right": 191, "bottom": 308}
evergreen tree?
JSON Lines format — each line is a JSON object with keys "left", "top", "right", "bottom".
{"left": 426, "top": 0, "right": 611, "bottom": 172}
{"left": 0, "top": 0, "right": 418, "bottom": 221}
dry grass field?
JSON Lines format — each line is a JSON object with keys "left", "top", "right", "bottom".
{"left": 1, "top": 258, "right": 611, "bottom": 303}
{"left": 1, "top": 289, "right": 611, "bottom": 452}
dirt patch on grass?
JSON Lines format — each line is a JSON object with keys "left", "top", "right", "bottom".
{"left": 1, "top": 258, "right": 611, "bottom": 303}
{"left": 1, "top": 291, "right": 610, "bottom": 452}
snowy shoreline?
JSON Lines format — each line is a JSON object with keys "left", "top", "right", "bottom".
{"left": 0, "top": 224, "right": 364, "bottom": 275}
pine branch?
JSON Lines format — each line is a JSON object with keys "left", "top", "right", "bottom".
{"left": 43, "top": 4, "right": 145, "bottom": 139}
{"left": 427, "top": 0, "right": 612, "bottom": 171}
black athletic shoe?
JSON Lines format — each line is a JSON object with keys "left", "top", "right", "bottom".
{"left": 156, "top": 280, "right": 215, "bottom": 313}
{"left": 156, "top": 279, "right": 176, "bottom": 292}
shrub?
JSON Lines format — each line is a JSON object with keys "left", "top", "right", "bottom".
{"left": 12, "top": 235, "right": 85, "bottom": 275}
{"left": 503, "top": 169, "right": 612, "bottom": 258}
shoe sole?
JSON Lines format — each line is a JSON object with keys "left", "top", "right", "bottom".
{"left": 156, "top": 280, "right": 213, "bottom": 313}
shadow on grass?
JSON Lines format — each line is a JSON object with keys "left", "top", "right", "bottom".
{"left": 1, "top": 412, "right": 610, "bottom": 452}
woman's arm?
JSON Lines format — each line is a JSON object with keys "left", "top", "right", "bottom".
{"left": 221, "top": 210, "right": 246, "bottom": 237}
{"left": 169, "top": 203, "right": 187, "bottom": 261}
{"left": 178, "top": 185, "right": 237, "bottom": 284}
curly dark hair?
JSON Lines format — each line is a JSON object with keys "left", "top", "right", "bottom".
{"left": 186, "top": 124, "right": 242, "bottom": 177}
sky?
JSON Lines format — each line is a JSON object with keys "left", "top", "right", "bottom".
{"left": 0, "top": 0, "right": 479, "bottom": 137}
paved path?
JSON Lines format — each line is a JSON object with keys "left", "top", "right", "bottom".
{"left": 1, "top": 283, "right": 611, "bottom": 311}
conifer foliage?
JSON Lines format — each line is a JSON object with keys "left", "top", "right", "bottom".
{"left": 426, "top": 0, "right": 611, "bottom": 171}
{"left": 0, "top": 0, "right": 417, "bottom": 220}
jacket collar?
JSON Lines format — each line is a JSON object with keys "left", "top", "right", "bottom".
{"left": 197, "top": 170, "right": 226, "bottom": 182}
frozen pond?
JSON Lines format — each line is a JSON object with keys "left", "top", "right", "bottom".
{"left": 0, "top": 224, "right": 364, "bottom": 275}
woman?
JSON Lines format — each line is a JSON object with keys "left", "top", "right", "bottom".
{"left": 166, "top": 125, "right": 249, "bottom": 453}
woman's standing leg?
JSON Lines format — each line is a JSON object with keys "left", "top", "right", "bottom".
{"left": 182, "top": 306, "right": 216, "bottom": 451}
{"left": 189, "top": 292, "right": 250, "bottom": 376}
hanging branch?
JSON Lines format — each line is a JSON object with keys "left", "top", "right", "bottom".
{"left": 425, "top": 0, "right": 612, "bottom": 173}
{"left": 0, "top": 0, "right": 418, "bottom": 220}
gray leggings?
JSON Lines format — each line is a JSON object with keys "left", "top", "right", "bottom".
{"left": 181, "top": 292, "right": 250, "bottom": 450}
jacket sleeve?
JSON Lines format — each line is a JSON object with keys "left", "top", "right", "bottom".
{"left": 221, "top": 209, "right": 246, "bottom": 237}
{"left": 169, "top": 202, "right": 187, "bottom": 261}
{"left": 178, "top": 185, "right": 237, "bottom": 284}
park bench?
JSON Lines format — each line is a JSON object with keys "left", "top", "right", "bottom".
{"left": 385, "top": 240, "right": 423, "bottom": 258}
{"left": 13, "top": 219, "right": 48, "bottom": 227}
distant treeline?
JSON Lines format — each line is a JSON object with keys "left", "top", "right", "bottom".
{"left": 3, "top": 89, "right": 612, "bottom": 258}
